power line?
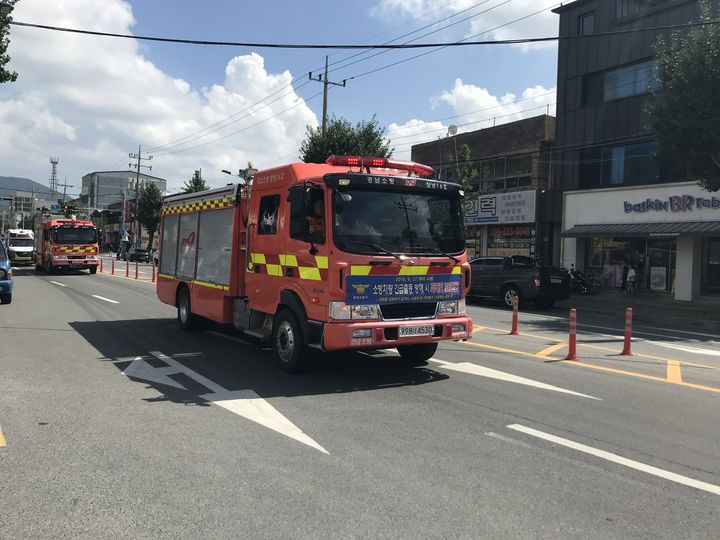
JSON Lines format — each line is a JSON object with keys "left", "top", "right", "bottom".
{"left": 11, "top": 19, "right": 719, "bottom": 49}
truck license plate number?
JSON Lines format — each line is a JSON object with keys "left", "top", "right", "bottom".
{"left": 551, "top": 278, "right": 562, "bottom": 284}
{"left": 399, "top": 325, "right": 434, "bottom": 337}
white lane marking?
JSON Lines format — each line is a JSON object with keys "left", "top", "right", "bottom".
{"left": 122, "top": 356, "right": 186, "bottom": 390}
{"left": 430, "top": 359, "right": 600, "bottom": 400}
{"left": 646, "top": 341, "right": 720, "bottom": 357}
{"left": 147, "top": 351, "right": 328, "bottom": 454}
{"left": 507, "top": 424, "right": 720, "bottom": 496}
{"left": 50, "top": 281, "right": 67, "bottom": 287}
{"left": 91, "top": 295, "right": 120, "bottom": 304}
{"left": 638, "top": 325, "right": 720, "bottom": 340}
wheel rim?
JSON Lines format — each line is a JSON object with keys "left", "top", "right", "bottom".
{"left": 179, "top": 295, "right": 189, "bottom": 324}
{"left": 275, "top": 321, "right": 295, "bottom": 363}
{"left": 504, "top": 289, "right": 517, "bottom": 307}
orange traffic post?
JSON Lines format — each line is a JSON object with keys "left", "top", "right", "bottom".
{"left": 509, "top": 295, "right": 519, "bottom": 335}
{"left": 151, "top": 264, "right": 157, "bottom": 283}
{"left": 125, "top": 260, "right": 129, "bottom": 277}
{"left": 620, "top": 307, "right": 634, "bottom": 356}
{"left": 111, "top": 259, "right": 115, "bottom": 275}
{"left": 564, "top": 308, "right": 579, "bottom": 361}
{"left": 134, "top": 262, "right": 139, "bottom": 280}
{"left": 99, "top": 258, "right": 103, "bottom": 273}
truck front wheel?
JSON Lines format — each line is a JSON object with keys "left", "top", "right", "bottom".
{"left": 272, "top": 310, "right": 307, "bottom": 373}
{"left": 397, "top": 343, "right": 438, "bottom": 366}
{"left": 89, "top": 266, "right": 97, "bottom": 275}
{"left": 177, "top": 287, "right": 199, "bottom": 331}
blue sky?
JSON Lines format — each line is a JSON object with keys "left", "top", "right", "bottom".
{"left": 0, "top": 0, "right": 560, "bottom": 196}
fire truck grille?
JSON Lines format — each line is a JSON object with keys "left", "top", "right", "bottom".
{"left": 380, "top": 303, "right": 437, "bottom": 320}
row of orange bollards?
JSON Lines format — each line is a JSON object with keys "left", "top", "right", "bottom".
{"left": 508, "top": 296, "right": 634, "bottom": 360}
{"left": 99, "top": 257, "right": 156, "bottom": 282}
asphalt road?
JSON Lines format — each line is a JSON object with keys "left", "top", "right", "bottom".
{"left": 1, "top": 267, "right": 718, "bottom": 539}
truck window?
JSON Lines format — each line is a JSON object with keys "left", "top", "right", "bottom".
{"left": 176, "top": 212, "right": 199, "bottom": 280}
{"left": 258, "top": 195, "right": 280, "bottom": 235}
{"left": 160, "top": 214, "right": 179, "bottom": 275}
{"left": 196, "top": 209, "right": 232, "bottom": 286}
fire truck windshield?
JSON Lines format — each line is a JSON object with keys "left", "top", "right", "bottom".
{"left": 53, "top": 227, "right": 97, "bottom": 244}
{"left": 333, "top": 188, "right": 465, "bottom": 256}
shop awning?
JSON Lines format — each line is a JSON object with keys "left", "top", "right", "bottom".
{"left": 561, "top": 221, "right": 720, "bottom": 238}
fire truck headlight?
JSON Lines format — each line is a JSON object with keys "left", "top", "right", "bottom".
{"left": 329, "top": 302, "right": 380, "bottom": 320}
{"left": 438, "top": 299, "right": 466, "bottom": 316}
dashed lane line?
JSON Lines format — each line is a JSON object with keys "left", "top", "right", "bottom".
{"left": 0, "top": 424, "right": 6, "bottom": 447}
{"left": 507, "top": 424, "right": 720, "bottom": 496}
{"left": 91, "top": 295, "right": 120, "bottom": 304}
{"left": 667, "top": 360, "right": 683, "bottom": 384}
{"left": 49, "top": 281, "right": 67, "bottom": 287}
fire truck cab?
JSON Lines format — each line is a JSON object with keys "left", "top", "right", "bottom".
{"left": 157, "top": 156, "right": 473, "bottom": 372}
{"left": 34, "top": 216, "right": 100, "bottom": 274}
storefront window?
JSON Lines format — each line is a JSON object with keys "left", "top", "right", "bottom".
{"left": 487, "top": 225, "right": 535, "bottom": 258}
{"left": 701, "top": 238, "right": 720, "bottom": 295}
{"left": 585, "top": 237, "right": 676, "bottom": 292}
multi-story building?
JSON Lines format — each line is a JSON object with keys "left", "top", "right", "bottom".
{"left": 81, "top": 170, "right": 166, "bottom": 210}
{"left": 412, "top": 115, "right": 555, "bottom": 261}
{"left": 550, "top": 0, "right": 720, "bottom": 299}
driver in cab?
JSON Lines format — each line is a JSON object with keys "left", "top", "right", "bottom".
{"left": 307, "top": 197, "right": 325, "bottom": 242}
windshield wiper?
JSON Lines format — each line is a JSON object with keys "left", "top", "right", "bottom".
{"left": 406, "top": 245, "right": 460, "bottom": 263}
{"left": 340, "top": 240, "right": 401, "bottom": 260}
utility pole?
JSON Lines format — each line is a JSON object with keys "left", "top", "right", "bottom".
{"left": 59, "top": 178, "right": 74, "bottom": 205}
{"left": 129, "top": 145, "right": 153, "bottom": 248}
{"left": 309, "top": 56, "right": 347, "bottom": 133}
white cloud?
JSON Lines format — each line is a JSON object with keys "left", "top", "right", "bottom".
{"left": 0, "top": 0, "right": 318, "bottom": 196}
{"left": 388, "top": 79, "right": 556, "bottom": 160}
{"left": 371, "top": 0, "right": 559, "bottom": 51}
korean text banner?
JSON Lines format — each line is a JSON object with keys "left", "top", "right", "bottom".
{"left": 346, "top": 274, "right": 462, "bottom": 305}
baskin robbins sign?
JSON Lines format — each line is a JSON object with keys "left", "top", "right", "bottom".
{"left": 624, "top": 194, "right": 720, "bottom": 214}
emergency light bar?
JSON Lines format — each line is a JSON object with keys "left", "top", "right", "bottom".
{"left": 326, "top": 155, "right": 434, "bottom": 177}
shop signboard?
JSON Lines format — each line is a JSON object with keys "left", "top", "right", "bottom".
{"left": 650, "top": 266, "right": 667, "bottom": 291}
{"left": 464, "top": 190, "right": 536, "bottom": 225}
{"left": 487, "top": 224, "right": 536, "bottom": 257}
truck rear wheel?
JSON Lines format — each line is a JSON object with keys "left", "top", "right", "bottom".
{"left": 272, "top": 309, "right": 307, "bottom": 373}
{"left": 397, "top": 343, "right": 438, "bottom": 366}
{"left": 177, "top": 287, "right": 199, "bottom": 331}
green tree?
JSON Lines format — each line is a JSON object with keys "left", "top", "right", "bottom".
{"left": 299, "top": 115, "right": 392, "bottom": 163}
{"left": 137, "top": 182, "right": 163, "bottom": 251}
{"left": 183, "top": 168, "right": 209, "bottom": 193}
{"left": 0, "top": 0, "right": 19, "bottom": 83}
{"left": 649, "top": 0, "right": 720, "bottom": 191}
{"left": 455, "top": 143, "right": 479, "bottom": 200}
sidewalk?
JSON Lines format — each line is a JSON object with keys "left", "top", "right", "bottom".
{"left": 565, "top": 289, "right": 720, "bottom": 332}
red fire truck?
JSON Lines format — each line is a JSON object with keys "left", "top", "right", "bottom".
{"left": 156, "top": 156, "right": 473, "bottom": 372}
{"left": 34, "top": 216, "right": 100, "bottom": 274}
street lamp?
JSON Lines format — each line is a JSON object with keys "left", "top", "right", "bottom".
{"left": 0, "top": 2, "right": 14, "bottom": 16}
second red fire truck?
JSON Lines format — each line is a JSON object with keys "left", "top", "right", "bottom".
{"left": 33, "top": 216, "right": 100, "bottom": 274}
{"left": 156, "top": 156, "right": 473, "bottom": 371}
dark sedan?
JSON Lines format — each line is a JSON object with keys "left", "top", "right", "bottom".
{"left": 121, "top": 247, "right": 152, "bottom": 263}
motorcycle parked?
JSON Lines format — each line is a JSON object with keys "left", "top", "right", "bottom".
{"left": 567, "top": 266, "right": 601, "bottom": 295}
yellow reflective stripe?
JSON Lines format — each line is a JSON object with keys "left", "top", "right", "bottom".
{"left": 251, "top": 253, "right": 266, "bottom": 264}
{"left": 315, "top": 256, "right": 329, "bottom": 269}
{"left": 279, "top": 254, "right": 298, "bottom": 267}
{"left": 399, "top": 266, "right": 429, "bottom": 275}
{"left": 266, "top": 264, "right": 283, "bottom": 276}
{"left": 350, "top": 265, "right": 372, "bottom": 275}
{"left": 452, "top": 266, "right": 462, "bottom": 274}
{"left": 299, "top": 267, "right": 321, "bottom": 281}
{"left": 158, "top": 273, "right": 175, "bottom": 279}
{"left": 192, "top": 280, "right": 229, "bottom": 291}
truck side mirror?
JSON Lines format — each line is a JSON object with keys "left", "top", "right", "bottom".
{"left": 333, "top": 191, "right": 352, "bottom": 215}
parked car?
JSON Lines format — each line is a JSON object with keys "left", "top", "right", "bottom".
{"left": 469, "top": 255, "right": 570, "bottom": 309}
{"left": 0, "top": 239, "right": 13, "bottom": 304}
{"left": 120, "top": 247, "right": 152, "bottom": 263}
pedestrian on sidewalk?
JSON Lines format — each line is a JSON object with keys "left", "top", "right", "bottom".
{"left": 626, "top": 265, "right": 636, "bottom": 293}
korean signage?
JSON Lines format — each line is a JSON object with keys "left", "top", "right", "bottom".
{"left": 624, "top": 195, "right": 720, "bottom": 214}
{"left": 487, "top": 225, "right": 536, "bottom": 258}
{"left": 464, "top": 190, "right": 536, "bottom": 225}
{"left": 346, "top": 274, "right": 462, "bottom": 305}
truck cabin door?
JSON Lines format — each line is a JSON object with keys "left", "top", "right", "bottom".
{"left": 246, "top": 192, "right": 284, "bottom": 314}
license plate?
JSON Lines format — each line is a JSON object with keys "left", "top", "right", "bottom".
{"left": 399, "top": 325, "right": 434, "bottom": 337}
{"left": 551, "top": 278, "right": 562, "bottom": 284}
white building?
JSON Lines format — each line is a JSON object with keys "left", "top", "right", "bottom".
{"left": 561, "top": 181, "right": 720, "bottom": 301}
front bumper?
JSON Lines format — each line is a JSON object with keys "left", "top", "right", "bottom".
{"left": 0, "top": 279, "right": 12, "bottom": 295}
{"left": 322, "top": 315, "right": 473, "bottom": 351}
{"left": 51, "top": 257, "right": 99, "bottom": 269}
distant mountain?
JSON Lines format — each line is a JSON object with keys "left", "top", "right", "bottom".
{"left": 0, "top": 176, "right": 57, "bottom": 197}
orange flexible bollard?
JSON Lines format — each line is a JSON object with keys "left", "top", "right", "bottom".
{"left": 125, "top": 260, "right": 129, "bottom": 277}
{"left": 99, "top": 258, "right": 103, "bottom": 273}
{"left": 564, "top": 308, "right": 578, "bottom": 361}
{"left": 134, "top": 262, "right": 139, "bottom": 280}
{"left": 509, "top": 295, "right": 519, "bottom": 335}
{"left": 620, "top": 307, "right": 634, "bottom": 356}
{"left": 111, "top": 259, "right": 115, "bottom": 275}
{"left": 151, "top": 265, "right": 157, "bottom": 283}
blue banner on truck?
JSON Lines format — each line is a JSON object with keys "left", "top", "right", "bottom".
{"left": 346, "top": 274, "right": 462, "bottom": 305}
